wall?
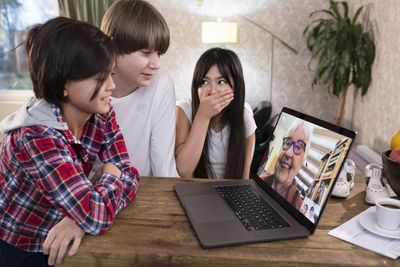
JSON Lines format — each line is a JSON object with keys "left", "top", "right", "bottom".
{"left": 149, "top": 0, "right": 338, "bottom": 121}
{"left": 150, "top": 0, "right": 399, "bottom": 153}
{"left": 1, "top": 0, "right": 398, "bottom": 154}
{"left": 342, "top": 0, "right": 400, "bottom": 153}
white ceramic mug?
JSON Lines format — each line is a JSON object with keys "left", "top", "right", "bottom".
{"left": 375, "top": 198, "right": 400, "bottom": 231}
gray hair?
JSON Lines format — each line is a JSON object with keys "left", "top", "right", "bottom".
{"left": 285, "top": 119, "right": 314, "bottom": 159}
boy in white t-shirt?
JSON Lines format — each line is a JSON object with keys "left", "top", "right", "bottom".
{"left": 101, "top": 0, "right": 177, "bottom": 177}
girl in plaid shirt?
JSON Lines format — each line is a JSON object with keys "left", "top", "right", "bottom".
{"left": 0, "top": 17, "right": 139, "bottom": 266}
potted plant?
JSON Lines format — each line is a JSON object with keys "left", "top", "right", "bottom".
{"left": 303, "top": 0, "right": 375, "bottom": 125}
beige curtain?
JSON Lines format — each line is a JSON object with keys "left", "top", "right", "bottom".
{"left": 58, "top": 0, "right": 115, "bottom": 27}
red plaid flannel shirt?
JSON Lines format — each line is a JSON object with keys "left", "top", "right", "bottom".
{"left": 0, "top": 104, "right": 139, "bottom": 252}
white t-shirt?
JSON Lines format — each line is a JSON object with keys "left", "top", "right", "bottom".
{"left": 110, "top": 70, "right": 177, "bottom": 177}
{"left": 176, "top": 99, "right": 256, "bottom": 179}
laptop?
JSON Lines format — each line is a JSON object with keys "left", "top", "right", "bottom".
{"left": 174, "top": 107, "right": 356, "bottom": 248}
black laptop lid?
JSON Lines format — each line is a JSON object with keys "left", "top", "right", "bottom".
{"left": 254, "top": 107, "right": 356, "bottom": 232}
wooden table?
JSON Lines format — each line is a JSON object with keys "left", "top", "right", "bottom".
{"left": 58, "top": 175, "right": 399, "bottom": 266}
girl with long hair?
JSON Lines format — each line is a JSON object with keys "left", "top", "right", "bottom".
{"left": 175, "top": 47, "right": 256, "bottom": 179}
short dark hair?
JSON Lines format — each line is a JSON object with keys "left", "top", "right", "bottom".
{"left": 101, "top": 0, "right": 170, "bottom": 55}
{"left": 24, "top": 16, "right": 114, "bottom": 107}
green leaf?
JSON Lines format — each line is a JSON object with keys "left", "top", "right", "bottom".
{"left": 303, "top": 25, "right": 310, "bottom": 36}
{"left": 341, "top": 48, "right": 350, "bottom": 68}
{"left": 311, "top": 21, "right": 325, "bottom": 37}
{"left": 336, "top": 64, "right": 350, "bottom": 95}
{"left": 352, "top": 6, "right": 364, "bottom": 24}
{"left": 304, "top": 0, "right": 375, "bottom": 98}
{"left": 340, "top": 1, "right": 349, "bottom": 18}
{"left": 323, "top": 20, "right": 333, "bottom": 39}
{"left": 323, "top": 38, "right": 335, "bottom": 60}
{"left": 323, "top": 64, "right": 337, "bottom": 84}
{"left": 305, "top": 18, "right": 328, "bottom": 33}
{"left": 311, "top": 37, "right": 322, "bottom": 57}
{"left": 309, "top": 9, "right": 336, "bottom": 19}
{"left": 330, "top": 0, "right": 341, "bottom": 19}
{"left": 315, "top": 61, "right": 332, "bottom": 83}
{"left": 306, "top": 34, "right": 314, "bottom": 50}
{"left": 305, "top": 21, "right": 324, "bottom": 51}
{"left": 339, "top": 22, "right": 353, "bottom": 49}
{"left": 364, "top": 34, "right": 376, "bottom": 64}
{"left": 352, "top": 24, "right": 362, "bottom": 42}
{"left": 361, "top": 69, "right": 371, "bottom": 96}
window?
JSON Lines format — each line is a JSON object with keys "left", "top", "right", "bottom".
{"left": 0, "top": 0, "right": 59, "bottom": 91}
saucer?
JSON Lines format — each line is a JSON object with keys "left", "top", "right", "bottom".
{"left": 358, "top": 211, "right": 400, "bottom": 239}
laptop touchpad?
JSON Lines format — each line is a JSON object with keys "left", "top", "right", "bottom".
{"left": 183, "top": 194, "right": 234, "bottom": 223}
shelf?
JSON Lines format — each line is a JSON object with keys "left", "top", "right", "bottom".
{"left": 310, "top": 138, "right": 351, "bottom": 203}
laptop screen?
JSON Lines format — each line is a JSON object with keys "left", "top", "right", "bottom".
{"left": 256, "top": 108, "right": 355, "bottom": 225}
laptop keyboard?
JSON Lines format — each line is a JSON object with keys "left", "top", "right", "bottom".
{"left": 215, "top": 185, "right": 289, "bottom": 231}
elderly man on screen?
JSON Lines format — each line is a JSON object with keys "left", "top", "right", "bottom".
{"left": 260, "top": 120, "right": 313, "bottom": 210}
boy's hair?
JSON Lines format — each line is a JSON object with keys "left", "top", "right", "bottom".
{"left": 24, "top": 16, "right": 114, "bottom": 107}
{"left": 101, "top": 0, "right": 170, "bottom": 55}
{"left": 191, "top": 47, "right": 246, "bottom": 179}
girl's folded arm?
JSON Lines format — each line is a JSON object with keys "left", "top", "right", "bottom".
{"left": 19, "top": 131, "right": 137, "bottom": 235}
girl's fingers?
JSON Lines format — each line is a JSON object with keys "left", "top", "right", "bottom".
{"left": 198, "top": 89, "right": 233, "bottom": 118}
{"left": 220, "top": 96, "right": 234, "bottom": 110}
{"left": 216, "top": 92, "right": 234, "bottom": 105}
{"left": 210, "top": 89, "right": 232, "bottom": 97}
{"left": 219, "top": 88, "right": 234, "bottom": 96}
{"left": 211, "top": 92, "right": 233, "bottom": 107}
{"left": 199, "top": 87, "right": 212, "bottom": 100}
{"left": 214, "top": 95, "right": 233, "bottom": 113}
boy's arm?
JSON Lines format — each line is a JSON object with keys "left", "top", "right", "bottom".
{"left": 149, "top": 76, "right": 178, "bottom": 177}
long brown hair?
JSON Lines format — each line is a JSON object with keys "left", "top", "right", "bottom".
{"left": 191, "top": 48, "right": 246, "bottom": 179}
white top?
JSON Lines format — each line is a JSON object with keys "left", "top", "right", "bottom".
{"left": 110, "top": 70, "right": 177, "bottom": 177}
{"left": 176, "top": 99, "right": 256, "bottom": 179}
